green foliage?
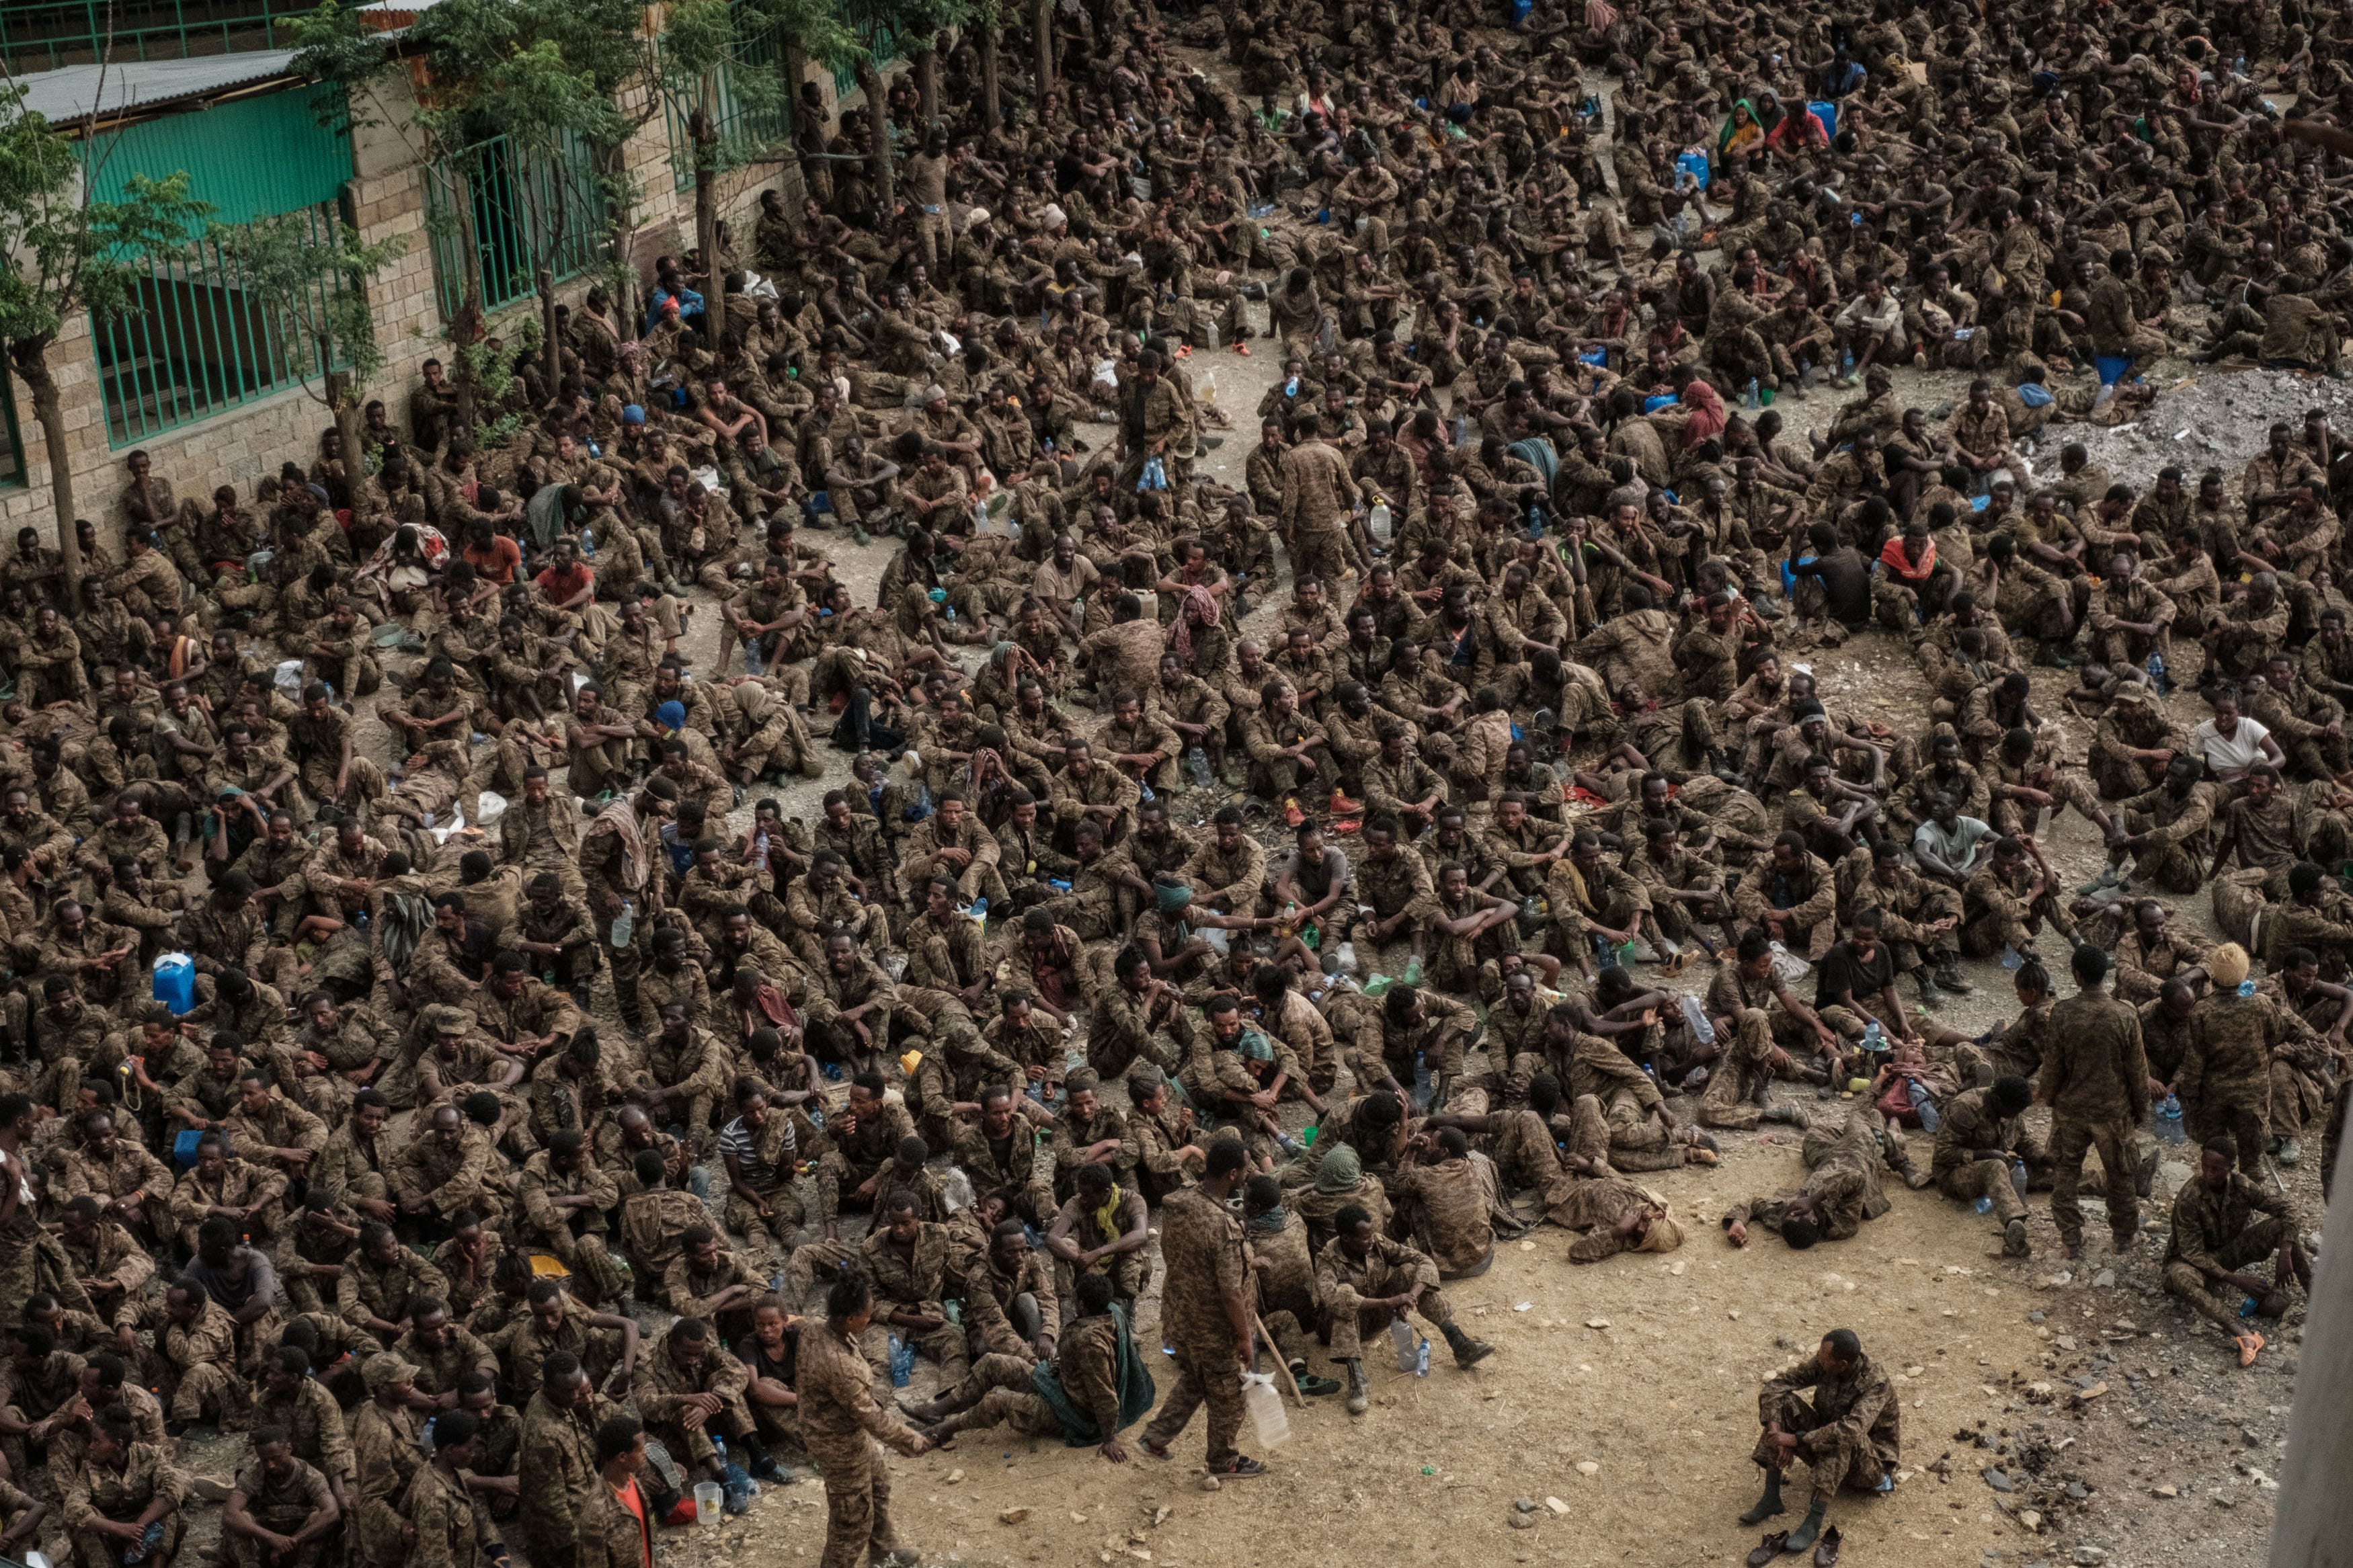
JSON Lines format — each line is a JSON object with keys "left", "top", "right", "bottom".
{"left": 749, "top": 0, "right": 862, "bottom": 77}
{"left": 0, "top": 85, "right": 213, "bottom": 350}
{"left": 289, "top": 0, "right": 396, "bottom": 138}
{"left": 209, "top": 212, "right": 409, "bottom": 404}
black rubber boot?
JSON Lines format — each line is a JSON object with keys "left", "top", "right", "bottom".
{"left": 1343, "top": 1358, "right": 1369, "bottom": 1415}
{"left": 1784, "top": 1500, "right": 1829, "bottom": 1554}
{"left": 1739, "top": 1471, "right": 1786, "bottom": 1526}
{"left": 1443, "top": 1323, "right": 1494, "bottom": 1367}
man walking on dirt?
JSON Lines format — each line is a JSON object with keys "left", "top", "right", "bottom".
{"left": 1138, "top": 1139, "right": 1264, "bottom": 1477}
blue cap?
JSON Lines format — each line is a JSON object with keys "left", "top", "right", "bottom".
{"left": 656, "top": 700, "right": 686, "bottom": 731}
{"left": 623, "top": 404, "right": 647, "bottom": 425}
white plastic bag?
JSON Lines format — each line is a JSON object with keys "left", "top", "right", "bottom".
{"left": 1767, "top": 940, "right": 1810, "bottom": 987}
{"left": 273, "top": 659, "right": 305, "bottom": 698}
{"left": 429, "top": 807, "right": 467, "bottom": 846}
{"left": 1241, "top": 1372, "right": 1291, "bottom": 1448}
{"left": 473, "top": 790, "right": 508, "bottom": 827}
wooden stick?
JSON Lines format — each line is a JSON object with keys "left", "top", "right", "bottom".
{"left": 1252, "top": 1309, "right": 1308, "bottom": 1407}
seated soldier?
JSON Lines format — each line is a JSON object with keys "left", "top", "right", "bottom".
{"left": 2163, "top": 1136, "right": 2312, "bottom": 1368}
{"left": 1312, "top": 1203, "right": 1494, "bottom": 1416}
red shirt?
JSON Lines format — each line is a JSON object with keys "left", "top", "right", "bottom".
{"left": 536, "top": 561, "right": 594, "bottom": 603}
{"left": 610, "top": 1477, "right": 651, "bottom": 1568}
{"left": 464, "top": 534, "right": 521, "bottom": 585}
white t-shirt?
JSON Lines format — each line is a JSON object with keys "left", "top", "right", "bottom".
{"left": 2190, "top": 716, "right": 2272, "bottom": 774}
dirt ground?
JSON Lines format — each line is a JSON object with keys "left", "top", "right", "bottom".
{"left": 145, "top": 38, "right": 2334, "bottom": 1568}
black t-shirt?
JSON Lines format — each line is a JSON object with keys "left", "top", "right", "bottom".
{"left": 733, "top": 1327, "right": 800, "bottom": 1389}
{"left": 1794, "top": 546, "right": 1873, "bottom": 628}
{"left": 1814, "top": 940, "right": 1896, "bottom": 1012}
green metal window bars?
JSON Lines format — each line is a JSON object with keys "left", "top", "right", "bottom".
{"left": 1, "top": 1, "right": 320, "bottom": 75}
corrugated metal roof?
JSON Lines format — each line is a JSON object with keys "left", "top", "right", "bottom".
{"left": 14, "top": 50, "right": 301, "bottom": 126}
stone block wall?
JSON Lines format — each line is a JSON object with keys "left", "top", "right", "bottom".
{"left": 0, "top": 50, "right": 820, "bottom": 553}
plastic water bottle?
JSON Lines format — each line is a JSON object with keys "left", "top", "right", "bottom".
{"left": 1242, "top": 1370, "right": 1292, "bottom": 1447}
{"left": 1681, "top": 995, "right": 1715, "bottom": 1045}
{"left": 2000, "top": 946, "right": 2024, "bottom": 972}
{"left": 1861, "top": 1018, "right": 1886, "bottom": 1053}
{"left": 580, "top": 526, "right": 596, "bottom": 559}
{"left": 1335, "top": 940, "right": 1358, "bottom": 975}
{"left": 610, "top": 900, "right": 634, "bottom": 949}
{"left": 1285, "top": 375, "right": 1301, "bottom": 397}
{"left": 1187, "top": 745, "right": 1213, "bottom": 788}
{"left": 888, "top": 1335, "right": 914, "bottom": 1387}
{"left": 2011, "top": 1159, "right": 2029, "bottom": 1197}
{"left": 1975, "top": 1196, "right": 1994, "bottom": 1214}
{"left": 1415, "top": 1337, "right": 1431, "bottom": 1378}
{"left": 967, "top": 897, "right": 990, "bottom": 922}
{"left": 1742, "top": 378, "right": 1761, "bottom": 410}
{"left": 1390, "top": 1315, "right": 1420, "bottom": 1372}
{"left": 1369, "top": 499, "right": 1392, "bottom": 540}
{"left": 2145, "top": 651, "right": 2167, "bottom": 694}
{"left": 2155, "top": 1093, "right": 2186, "bottom": 1143}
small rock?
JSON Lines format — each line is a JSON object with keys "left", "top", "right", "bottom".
{"left": 1574, "top": 1462, "right": 1600, "bottom": 1477}
{"left": 946, "top": 1470, "right": 964, "bottom": 1483}
{"left": 1669, "top": 1261, "right": 1686, "bottom": 1276}
{"left": 1585, "top": 1317, "right": 1611, "bottom": 1329}
{"left": 1546, "top": 1495, "right": 1572, "bottom": 1514}
{"left": 2018, "top": 1510, "right": 2043, "bottom": 1532}
{"left": 999, "top": 1509, "right": 1031, "bottom": 1524}
{"left": 1199, "top": 1477, "right": 1222, "bottom": 1493}
{"left": 2073, "top": 1549, "right": 2108, "bottom": 1566}
{"left": 1071, "top": 1512, "right": 1090, "bottom": 1524}
{"left": 2091, "top": 1270, "right": 2116, "bottom": 1288}
{"left": 1729, "top": 1309, "right": 1742, "bottom": 1319}
{"left": 1508, "top": 1512, "right": 1538, "bottom": 1530}
{"left": 1985, "top": 1469, "right": 2014, "bottom": 1493}
{"left": 2153, "top": 1485, "right": 2178, "bottom": 1498}
{"left": 2028, "top": 1311, "right": 2048, "bottom": 1323}
{"left": 1513, "top": 1498, "right": 1540, "bottom": 1514}
{"left": 2067, "top": 1483, "right": 2089, "bottom": 1500}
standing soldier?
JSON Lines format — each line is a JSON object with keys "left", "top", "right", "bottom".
{"left": 799, "top": 1274, "right": 929, "bottom": 1568}
{"left": 1136, "top": 1140, "right": 1263, "bottom": 1477}
{"left": 2038, "top": 945, "right": 2153, "bottom": 1260}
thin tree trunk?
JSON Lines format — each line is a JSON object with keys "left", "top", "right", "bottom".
{"left": 9, "top": 339, "right": 83, "bottom": 608}
{"left": 858, "top": 60, "right": 894, "bottom": 208}
{"left": 539, "top": 151, "right": 569, "bottom": 400}
{"left": 595, "top": 138, "right": 639, "bottom": 331}
{"left": 446, "top": 155, "right": 486, "bottom": 433}
{"left": 916, "top": 46, "right": 939, "bottom": 124}
{"left": 980, "top": 28, "right": 1000, "bottom": 130}
{"left": 1035, "top": 0, "right": 1054, "bottom": 98}
{"left": 331, "top": 382, "right": 372, "bottom": 513}
{"left": 692, "top": 86, "right": 723, "bottom": 354}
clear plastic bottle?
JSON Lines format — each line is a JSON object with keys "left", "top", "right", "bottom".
{"left": 1681, "top": 995, "right": 1716, "bottom": 1045}
{"left": 1187, "top": 745, "right": 1213, "bottom": 787}
{"left": 2156, "top": 1093, "right": 2185, "bottom": 1143}
{"left": 1369, "top": 499, "right": 1392, "bottom": 540}
{"left": 610, "top": 899, "right": 634, "bottom": 949}
{"left": 1242, "top": 1370, "right": 1291, "bottom": 1447}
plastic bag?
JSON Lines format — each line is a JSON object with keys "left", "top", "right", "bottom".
{"left": 273, "top": 659, "right": 305, "bottom": 698}
{"left": 1767, "top": 940, "right": 1809, "bottom": 987}
{"left": 1390, "top": 1315, "right": 1424, "bottom": 1372}
{"left": 474, "top": 790, "right": 508, "bottom": 826}
{"left": 1092, "top": 358, "right": 1119, "bottom": 390}
{"left": 1241, "top": 1372, "right": 1291, "bottom": 1447}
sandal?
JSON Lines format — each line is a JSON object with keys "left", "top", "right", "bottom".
{"left": 1812, "top": 1525, "right": 1842, "bottom": 1567}
{"left": 1207, "top": 1455, "right": 1267, "bottom": 1479}
{"left": 2237, "top": 1331, "right": 2265, "bottom": 1366}
{"left": 1745, "top": 1532, "right": 1790, "bottom": 1567}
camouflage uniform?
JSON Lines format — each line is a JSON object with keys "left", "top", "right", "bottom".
{"left": 2163, "top": 1172, "right": 2299, "bottom": 1335}
{"left": 2039, "top": 989, "right": 2152, "bottom": 1250}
